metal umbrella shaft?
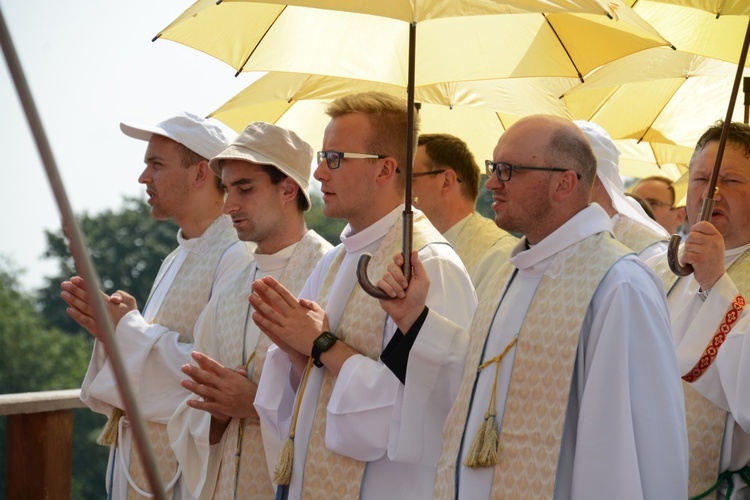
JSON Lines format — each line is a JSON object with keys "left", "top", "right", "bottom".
{"left": 0, "top": 7, "right": 168, "bottom": 499}
{"left": 357, "top": 22, "right": 417, "bottom": 299}
{"left": 668, "top": 17, "right": 750, "bottom": 276}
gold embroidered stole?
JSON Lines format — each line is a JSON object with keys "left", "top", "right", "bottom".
{"left": 126, "top": 215, "right": 239, "bottom": 499}
{"left": 452, "top": 212, "right": 515, "bottom": 277}
{"left": 682, "top": 249, "right": 750, "bottom": 496}
{"left": 300, "top": 213, "right": 443, "bottom": 499}
{"left": 435, "top": 232, "right": 628, "bottom": 499}
{"left": 612, "top": 214, "right": 668, "bottom": 256}
{"left": 211, "top": 231, "right": 331, "bottom": 499}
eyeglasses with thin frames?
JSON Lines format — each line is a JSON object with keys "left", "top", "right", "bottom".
{"left": 412, "top": 168, "right": 463, "bottom": 183}
{"left": 642, "top": 198, "right": 673, "bottom": 210}
{"left": 485, "top": 160, "right": 581, "bottom": 182}
{"left": 317, "top": 150, "right": 387, "bottom": 170}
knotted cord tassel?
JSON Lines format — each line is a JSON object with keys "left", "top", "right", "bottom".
{"left": 478, "top": 413, "right": 499, "bottom": 467}
{"left": 462, "top": 336, "right": 518, "bottom": 469}
{"left": 463, "top": 416, "right": 487, "bottom": 468}
{"left": 97, "top": 407, "right": 123, "bottom": 447}
{"left": 274, "top": 358, "right": 314, "bottom": 485}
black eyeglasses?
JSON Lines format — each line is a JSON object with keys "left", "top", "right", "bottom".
{"left": 485, "top": 160, "right": 581, "bottom": 182}
{"left": 317, "top": 150, "right": 387, "bottom": 170}
{"left": 643, "top": 198, "right": 673, "bottom": 210}
{"left": 412, "top": 169, "right": 446, "bottom": 179}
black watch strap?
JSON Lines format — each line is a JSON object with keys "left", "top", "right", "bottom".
{"left": 311, "top": 331, "right": 337, "bottom": 368}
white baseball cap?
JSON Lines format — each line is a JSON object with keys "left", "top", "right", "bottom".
{"left": 120, "top": 112, "right": 231, "bottom": 160}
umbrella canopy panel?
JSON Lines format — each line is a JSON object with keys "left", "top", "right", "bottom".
{"left": 155, "top": 0, "right": 671, "bottom": 85}
{"left": 563, "top": 48, "right": 750, "bottom": 147}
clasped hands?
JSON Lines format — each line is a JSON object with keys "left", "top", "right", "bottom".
{"left": 60, "top": 276, "right": 137, "bottom": 342}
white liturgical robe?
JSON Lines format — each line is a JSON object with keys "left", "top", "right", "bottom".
{"left": 254, "top": 206, "right": 476, "bottom": 499}
{"left": 80, "top": 215, "right": 254, "bottom": 499}
{"left": 432, "top": 204, "right": 688, "bottom": 499}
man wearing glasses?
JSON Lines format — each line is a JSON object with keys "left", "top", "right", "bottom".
{"left": 380, "top": 114, "right": 688, "bottom": 499}
{"left": 631, "top": 175, "right": 687, "bottom": 236}
{"left": 411, "top": 133, "right": 517, "bottom": 297}
{"left": 251, "top": 91, "right": 476, "bottom": 499}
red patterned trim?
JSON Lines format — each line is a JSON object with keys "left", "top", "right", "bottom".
{"left": 683, "top": 295, "right": 746, "bottom": 383}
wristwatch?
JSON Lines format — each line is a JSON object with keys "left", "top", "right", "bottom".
{"left": 311, "top": 331, "right": 337, "bottom": 367}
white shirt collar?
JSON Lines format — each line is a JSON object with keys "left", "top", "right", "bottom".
{"left": 509, "top": 204, "right": 613, "bottom": 278}
{"left": 340, "top": 205, "right": 403, "bottom": 253}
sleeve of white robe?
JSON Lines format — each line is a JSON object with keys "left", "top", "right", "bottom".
{"left": 675, "top": 272, "right": 750, "bottom": 431}
{"left": 79, "top": 242, "right": 251, "bottom": 422}
{"left": 325, "top": 245, "right": 476, "bottom": 463}
{"left": 570, "top": 259, "right": 688, "bottom": 500}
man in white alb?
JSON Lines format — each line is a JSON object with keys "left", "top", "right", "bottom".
{"left": 167, "top": 122, "right": 331, "bottom": 499}
{"left": 61, "top": 112, "right": 254, "bottom": 498}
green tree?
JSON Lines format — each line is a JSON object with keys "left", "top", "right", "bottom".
{"left": 305, "top": 190, "right": 347, "bottom": 245}
{"left": 37, "top": 197, "right": 178, "bottom": 335}
{"left": 0, "top": 258, "right": 106, "bottom": 498}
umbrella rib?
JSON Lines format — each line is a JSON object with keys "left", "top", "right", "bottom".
{"left": 637, "top": 77, "right": 686, "bottom": 143}
{"left": 234, "top": 5, "right": 288, "bottom": 77}
{"left": 543, "top": 13, "right": 584, "bottom": 83}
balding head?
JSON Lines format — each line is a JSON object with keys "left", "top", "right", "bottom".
{"left": 487, "top": 115, "right": 595, "bottom": 243}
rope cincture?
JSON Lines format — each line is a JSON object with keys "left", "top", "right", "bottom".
{"left": 463, "top": 335, "right": 518, "bottom": 469}
{"left": 274, "top": 357, "right": 314, "bottom": 485}
{"left": 690, "top": 465, "right": 750, "bottom": 500}
{"left": 233, "top": 349, "right": 257, "bottom": 496}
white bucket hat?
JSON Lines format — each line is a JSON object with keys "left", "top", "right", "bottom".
{"left": 209, "top": 122, "right": 313, "bottom": 211}
{"left": 120, "top": 112, "right": 231, "bottom": 160}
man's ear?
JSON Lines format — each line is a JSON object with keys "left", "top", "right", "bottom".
{"left": 193, "top": 160, "right": 212, "bottom": 187}
{"left": 280, "top": 177, "right": 299, "bottom": 205}
{"left": 376, "top": 156, "right": 400, "bottom": 185}
{"left": 552, "top": 169, "right": 580, "bottom": 202}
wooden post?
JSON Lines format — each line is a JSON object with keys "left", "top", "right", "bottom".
{"left": 6, "top": 410, "right": 73, "bottom": 499}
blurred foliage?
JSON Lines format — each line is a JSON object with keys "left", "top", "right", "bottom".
{"left": 305, "top": 190, "right": 346, "bottom": 245}
{"left": 37, "top": 197, "right": 179, "bottom": 335}
{"left": 0, "top": 258, "right": 107, "bottom": 498}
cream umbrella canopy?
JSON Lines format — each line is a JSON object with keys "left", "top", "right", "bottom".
{"left": 563, "top": 48, "right": 750, "bottom": 146}
{"left": 209, "top": 71, "right": 691, "bottom": 180}
{"left": 154, "top": 0, "right": 671, "bottom": 84}
{"left": 154, "top": 0, "right": 672, "bottom": 296}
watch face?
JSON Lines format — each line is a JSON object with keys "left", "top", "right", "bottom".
{"left": 315, "top": 332, "right": 336, "bottom": 350}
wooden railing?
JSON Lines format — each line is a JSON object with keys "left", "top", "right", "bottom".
{"left": 0, "top": 389, "right": 86, "bottom": 499}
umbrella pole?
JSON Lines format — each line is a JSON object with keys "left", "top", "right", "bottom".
{"left": 744, "top": 77, "right": 750, "bottom": 124}
{"left": 357, "top": 21, "right": 417, "bottom": 299}
{"left": 0, "top": 7, "right": 168, "bottom": 499}
{"left": 668, "top": 17, "right": 750, "bottom": 276}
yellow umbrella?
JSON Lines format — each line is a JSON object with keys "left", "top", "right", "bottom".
{"left": 154, "top": 0, "right": 671, "bottom": 84}
{"left": 615, "top": 139, "right": 693, "bottom": 179}
{"left": 209, "top": 71, "right": 691, "bottom": 180}
{"left": 209, "top": 71, "right": 578, "bottom": 158}
{"left": 563, "top": 47, "right": 750, "bottom": 146}
{"left": 630, "top": 1, "right": 750, "bottom": 67}
{"left": 156, "top": 0, "right": 674, "bottom": 296}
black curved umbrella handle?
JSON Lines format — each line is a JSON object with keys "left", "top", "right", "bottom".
{"left": 667, "top": 234, "right": 692, "bottom": 276}
{"left": 357, "top": 211, "right": 413, "bottom": 300}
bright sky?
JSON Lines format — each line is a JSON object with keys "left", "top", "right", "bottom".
{"left": 1, "top": 0, "right": 260, "bottom": 291}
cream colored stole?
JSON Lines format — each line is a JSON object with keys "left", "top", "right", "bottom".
{"left": 299, "top": 213, "right": 444, "bottom": 499}
{"left": 126, "top": 216, "right": 239, "bottom": 499}
{"left": 211, "top": 231, "right": 331, "bottom": 499}
{"left": 452, "top": 212, "right": 515, "bottom": 276}
{"left": 678, "top": 249, "right": 750, "bottom": 496}
{"left": 435, "top": 232, "right": 629, "bottom": 499}
{"left": 612, "top": 214, "right": 668, "bottom": 256}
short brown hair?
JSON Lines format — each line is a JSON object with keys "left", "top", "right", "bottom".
{"left": 326, "top": 92, "right": 419, "bottom": 192}
{"left": 545, "top": 127, "right": 596, "bottom": 190}
{"left": 418, "top": 134, "right": 479, "bottom": 202}
{"left": 177, "top": 143, "right": 222, "bottom": 191}
{"left": 693, "top": 120, "right": 750, "bottom": 164}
